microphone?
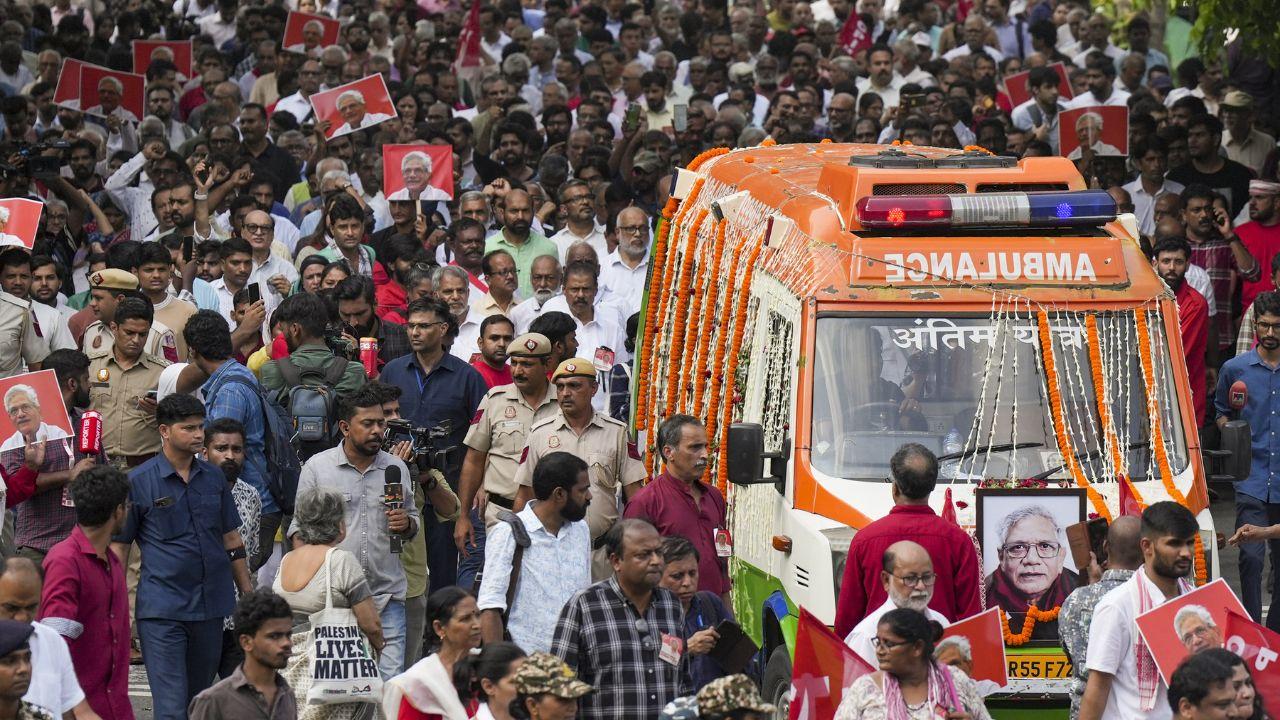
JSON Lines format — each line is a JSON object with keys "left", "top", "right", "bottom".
{"left": 384, "top": 465, "right": 404, "bottom": 554}
{"left": 78, "top": 411, "right": 102, "bottom": 456}
{"left": 1230, "top": 380, "right": 1248, "bottom": 413}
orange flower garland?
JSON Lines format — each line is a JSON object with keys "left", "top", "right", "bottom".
{"left": 692, "top": 218, "right": 729, "bottom": 414}
{"left": 687, "top": 147, "right": 731, "bottom": 172}
{"left": 716, "top": 239, "right": 767, "bottom": 491}
{"left": 1039, "top": 312, "right": 1112, "bottom": 523}
{"left": 1085, "top": 314, "right": 1144, "bottom": 509}
{"left": 1000, "top": 605, "right": 1061, "bottom": 646}
{"left": 705, "top": 231, "right": 752, "bottom": 448}
{"left": 676, "top": 217, "right": 714, "bottom": 410}
{"left": 665, "top": 208, "right": 709, "bottom": 418}
{"left": 635, "top": 197, "right": 680, "bottom": 436}
{"left": 1136, "top": 307, "right": 1208, "bottom": 585}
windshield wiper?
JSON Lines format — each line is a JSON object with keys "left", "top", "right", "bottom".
{"left": 1029, "top": 440, "right": 1153, "bottom": 481}
{"left": 937, "top": 442, "right": 1044, "bottom": 462}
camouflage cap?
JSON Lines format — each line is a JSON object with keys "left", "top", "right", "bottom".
{"left": 508, "top": 332, "right": 552, "bottom": 358}
{"left": 552, "top": 357, "right": 597, "bottom": 381}
{"left": 512, "top": 652, "right": 593, "bottom": 699}
{"left": 696, "top": 674, "right": 775, "bottom": 716}
{"left": 660, "top": 695, "right": 701, "bottom": 719}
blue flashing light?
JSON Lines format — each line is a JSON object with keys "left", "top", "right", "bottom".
{"left": 1027, "top": 190, "right": 1117, "bottom": 227}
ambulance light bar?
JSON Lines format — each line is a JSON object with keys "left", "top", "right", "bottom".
{"left": 855, "top": 190, "right": 1117, "bottom": 230}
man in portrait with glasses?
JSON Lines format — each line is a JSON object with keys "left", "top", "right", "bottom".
{"left": 985, "top": 505, "right": 1078, "bottom": 640}
{"left": 845, "top": 540, "right": 950, "bottom": 665}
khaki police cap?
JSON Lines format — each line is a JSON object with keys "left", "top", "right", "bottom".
{"left": 553, "top": 358, "right": 597, "bottom": 381}
{"left": 508, "top": 332, "right": 552, "bottom": 358}
{"left": 88, "top": 268, "right": 140, "bottom": 291}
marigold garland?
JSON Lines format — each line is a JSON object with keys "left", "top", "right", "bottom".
{"left": 676, "top": 219, "right": 714, "bottom": 409}
{"left": 641, "top": 180, "right": 704, "bottom": 454}
{"left": 1039, "top": 312, "right": 1112, "bottom": 523}
{"left": 1136, "top": 307, "right": 1208, "bottom": 585}
{"left": 693, "top": 219, "right": 730, "bottom": 415}
{"left": 705, "top": 230, "right": 753, "bottom": 448}
{"left": 635, "top": 198, "right": 681, "bottom": 437}
{"left": 716, "top": 239, "right": 767, "bottom": 491}
{"left": 665, "top": 208, "right": 709, "bottom": 418}
{"left": 1085, "top": 314, "right": 1143, "bottom": 510}
{"left": 1000, "top": 605, "right": 1061, "bottom": 646}
{"left": 687, "top": 147, "right": 731, "bottom": 172}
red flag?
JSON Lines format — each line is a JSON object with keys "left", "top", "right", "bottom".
{"left": 789, "top": 608, "right": 875, "bottom": 720}
{"left": 453, "top": 0, "right": 484, "bottom": 70}
{"left": 956, "top": 0, "right": 974, "bottom": 22}
{"left": 1118, "top": 475, "right": 1142, "bottom": 516}
{"left": 1225, "top": 610, "right": 1280, "bottom": 720}
{"left": 942, "top": 487, "right": 959, "bottom": 526}
{"left": 836, "top": 13, "right": 872, "bottom": 57}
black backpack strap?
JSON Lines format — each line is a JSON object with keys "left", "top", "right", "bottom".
{"left": 1015, "top": 16, "right": 1025, "bottom": 60}
{"left": 496, "top": 509, "right": 530, "bottom": 619}
{"left": 276, "top": 356, "right": 303, "bottom": 387}
{"left": 322, "top": 357, "right": 350, "bottom": 386}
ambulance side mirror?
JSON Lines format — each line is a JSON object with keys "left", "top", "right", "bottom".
{"left": 727, "top": 423, "right": 788, "bottom": 492}
{"left": 1218, "top": 420, "right": 1252, "bottom": 483}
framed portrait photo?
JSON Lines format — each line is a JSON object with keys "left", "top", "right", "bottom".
{"left": 976, "top": 487, "right": 1087, "bottom": 645}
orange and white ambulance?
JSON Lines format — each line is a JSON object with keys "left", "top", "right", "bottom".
{"left": 632, "top": 142, "right": 1219, "bottom": 718}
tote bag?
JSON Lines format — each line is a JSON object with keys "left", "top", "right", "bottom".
{"left": 302, "top": 548, "right": 384, "bottom": 706}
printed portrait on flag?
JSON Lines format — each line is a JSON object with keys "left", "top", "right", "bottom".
{"left": 1136, "top": 579, "right": 1247, "bottom": 684}
{"left": 0, "top": 199, "right": 43, "bottom": 250}
{"left": 977, "top": 488, "right": 1086, "bottom": 643}
{"left": 283, "top": 11, "right": 341, "bottom": 56}
{"left": 1060, "top": 106, "right": 1129, "bottom": 161}
{"left": 383, "top": 144, "right": 454, "bottom": 202}
{"left": 939, "top": 608, "right": 1009, "bottom": 694}
{"left": 310, "top": 75, "right": 397, "bottom": 140}
{"left": 0, "top": 370, "right": 73, "bottom": 452}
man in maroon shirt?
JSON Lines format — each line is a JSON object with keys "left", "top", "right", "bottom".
{"left": 38, "top": 465, "right": 133, "bottom": 720}
{"left": 472, "top": 315, "right": 515, "bottom": 388}
{"left": 834, "top": 443, "right": 983, "bottom": 637}
{"left": 624, "top": 414, "right": 730, "bottom": 600}
{"left": 1153, "top": 237, "right": 1211, "bottom": 424}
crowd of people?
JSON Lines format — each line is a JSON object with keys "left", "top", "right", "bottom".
{"left": 0, "top": 0, "right": 1271, "bottom": 717}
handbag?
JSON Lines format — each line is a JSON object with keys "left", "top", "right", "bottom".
{"left": 301, "top": 548, "right": 384, "bottom": 706}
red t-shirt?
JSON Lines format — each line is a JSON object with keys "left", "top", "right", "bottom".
{"left": 471, "top": 359, "right": 512, "bottom": 388}
{"left": 1237, "top": 220, "right": 1280, "bottom": 313}
{"left": 1175, "top": 280, "right": 1210, "bottom": 425}
{"left": 834, "top": 504, "right": 983, "bottom": 637}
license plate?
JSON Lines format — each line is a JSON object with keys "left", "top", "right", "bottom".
{"left": 1007, "top": 654, "right": 1073, "bottom": 679}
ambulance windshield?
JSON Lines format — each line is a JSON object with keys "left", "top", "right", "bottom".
{"left": 809, "top": 315, "right": 1189, "bottom": 482}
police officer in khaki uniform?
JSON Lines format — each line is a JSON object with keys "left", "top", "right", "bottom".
{"left": 514, "top": 357, "right": 646, "bottom": 579}
{"left": 81, "top": 269, "right": 180, "bottom": 363}
{"left": 0, "top": 280, "right": 47, "bottom": 378}
{"left": 88, "top": 296, "right": 171, "bottom": 469}
{"left": 455, "top": 333, "right": 560, "bottom": 554}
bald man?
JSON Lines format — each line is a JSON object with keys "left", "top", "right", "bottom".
{"left": 1058, "top": 516, "right": 1144, "bottom": 718}
{"left": 0, "top": 557, "right": 96, "bottom": 718}
{"left": 845, "top": 540, "right": 951, "bottom": 666}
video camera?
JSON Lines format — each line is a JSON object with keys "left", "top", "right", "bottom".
{"left": 383, "top": 418, "right": 456, "bottom": 471}
{"left": 7, "top": 139, "right": 70, "bottom": 178}
{"left": 323, "top": 322, "right": 357, "bottom": 358}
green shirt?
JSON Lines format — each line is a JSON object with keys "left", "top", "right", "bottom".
{"left": 485, "top": 230, "right": 557, "bottom": 298}
{"left": 399, "top": 465, "right": 461, "bottom": 598}
{"left": 259, "top": 343, "right": 367, "bottom": 404}
{"left": 67, "top": 290, "right": 89, "bottom": 311}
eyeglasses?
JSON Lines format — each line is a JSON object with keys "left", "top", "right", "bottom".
{"left": 618, "top": 225, "right": 648, "bottom": 236}
{"left": 635, "top": 618, "right": 656, "bottom": 651}
{"left": 871, "top": 636, "right": 912, "bottom": 650}
{"left": 244, "top": 223, "right": 273, "bottom": 235}
{"left": 1001, "top": 541, "right": 1061, "bottom": 559}
{"left": 890, "top": 572, "right": 938, "bottom": 587}
{"left": 488, "top": 268, "right": 517, "bottom": 277}
{"left": 406, "top": 321, "right": 448, "bottom": 331}
{"left": 1257, "top": 320, "right": 1280, "bottom": 334}
{"left": 1180, "top": 624, "right": 1216, "bottom": 645}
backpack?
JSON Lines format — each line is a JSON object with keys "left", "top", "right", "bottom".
{"left": 219, "top": 375, "right": 304, "bottom": 516}
{"left": 275, "top": 355, "right": 351, "bottom": 462}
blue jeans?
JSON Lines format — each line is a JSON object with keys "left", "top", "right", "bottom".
{"left": 456, "top": 508, "right": 486, "bottom": 591}
{"left": 138, "top": 617, "right": 224, "bottom": 720}
{"left": 379, "top": 598, "right": 407, "bottom": 678}
{"left": 1236, "top": 493, "right": 1280, "bottom": 630}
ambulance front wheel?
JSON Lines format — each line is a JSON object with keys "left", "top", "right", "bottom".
{"left": 762, "top": 645, "right": 791, "bottom": 720}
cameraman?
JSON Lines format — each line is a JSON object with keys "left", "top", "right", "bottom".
{"left": 259, "top": 292, "right": 366, "bottom": 405}
{"left": 368, "top": 381, "right": 459, "bottom": 668}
